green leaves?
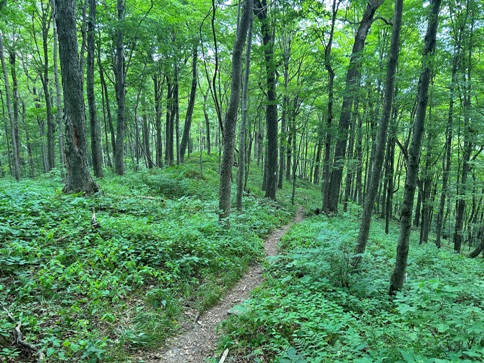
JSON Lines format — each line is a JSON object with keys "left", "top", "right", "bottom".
{"left": 218, "top": 214, "right": 484, "bottom": 362}
{"left": 0, "top": 161, "right": 290, "bottom": 361}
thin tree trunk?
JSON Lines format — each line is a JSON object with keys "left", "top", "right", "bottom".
{"left": 180, "top": 42, "right": 198, "bottom": 163}
{"left": 9, "top": 49, "right": 21, "bottom": 180}
{"left": 21, "top": 101, "right": 35, "bottom": 178}
{"left": 389, "top": 0, "right": 441, "bottom": 294}
{"left": 34, "top": 1, "right": 56, "bottom": 171}
{"left": 278, "top": 30, "right": 291, "bottom": 189}
{"left": 174, "top": 62, "right": 180, "bottom": 165}
{"left": 153, "top": 73, "right": 163, "bottom": 166}
{"left": 87, "top": 0, "right": 103, "bottom": 177}
{"left": 352, "top": 0, "right": 402, "bottom": 268}
{"left": 326, "top": 0, "right": 384, "bottom": 213}
{"left": 254, "top": 0, "right": 277, "bottom": 200}
{"left": 0, "top": 35, "right": 21, "bottom": 181}
{"left": 114, "top": 0, "right": 126, "bottom": 175}
{"left": 454, "top": 14, "right": 474, "bottom": 253}
{"left": 236, "top": 11, "right": 253, "bottom": 211}
{"left": 203, "top": 90, "right": 211, "bottom": 155}
{"left": 321, "top": 0, "right": 339, "bottom": 212}
{"left": 435, "top": 12, "right": 463, "bottom": 248}
{"left": 1, "top": 88, "right": 13, "bottom": 176}
{"left": 218, "top": 0, "right": 252, "bottom": 221}
{"left": 165, "top": 77, "right": 175, "bottom": 165}
{"left": 51, "top": 0, "right": 64, "bottom": 167}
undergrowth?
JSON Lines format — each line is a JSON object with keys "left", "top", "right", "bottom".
{"left": 0, "top": 154, "right": 292, "bottom": 362}
{"left": 218, "top": 213, "right": 484, "bottom": 363}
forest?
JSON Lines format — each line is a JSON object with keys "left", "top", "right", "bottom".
{"left": 0, "top": 0, "right": 483, "bottom": 362}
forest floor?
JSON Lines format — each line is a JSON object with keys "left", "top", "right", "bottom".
{"left": 133, "top": 208, "right": 304, "bottom": 363}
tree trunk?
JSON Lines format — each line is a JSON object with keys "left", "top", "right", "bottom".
{"left": 55, "top": 0, "right": 99, "bottom": 194}
{"left": 435, "top": 8, "right": 463, "bottom": 248}
{"left": 0, "top": 35, "right": 21, "bottom": 181}
{"left": 352, "top": 0, "right": 402, "bottom": 268}
{"left": 0, "top": 88, "right": 13, "bottom": 177}
{"left": 34, "top": 89, "right": 49, "bottom": 173}
{"left": 254, "top": 0, "right": 277, "bottom": 200}
{"left": 153, "top": 73, "right": 163, "bottom": 166}
{"left": 142, "top": 98, "right": 153, "bottom": 168}
{"left": 87, "top": 0, "right": 103, "bottom": 177}
{"left": 420, "top": 128, "right": 433, "bottom": 244}
{"left": 203, "top": 90, "right": 211, "bottom": 155}
{"left": 165, "top": 77, "right": 175, "bottom": 165}
{"left": 9, "top": 50, "right": 21, "bottom": 180}
{"left": 321, "top": 0, "right": 339, "bottom": 212}
{"left": 174, "top": 62, "right": 180, "bottom": 165}
{"left": 236, "top": 11, "right": 253, "bottom": 211}
{"left": 326, "top": 0, "right": 384, "bottom": 214}
{"left": 389, "top": 0, "right": 441, "bottom": 295}
{"left": 385, "top": 114, "right": 397, "bottom": 234}
{"left": 343, "top": 99, "right": 358, "bottom": 212}
{"left": 180, "top": 42, "right": 198, "bottom": 163}
{"left": 114, "top": 0, "right": 126, "bottom": 175}
{"left": 51, "top": 0, "right": 64, "bottom": 167}
{"left": 21, "top": 101, "right": 35, "bottom": 178}
{"left": 278, "top": 30, "right": 291, "bottom": 189}
{"left": 218, "top": 0, "right": 251, "bottom": 222}
{"left": 40, "top": 1, "right": 56, "bottom": 171}
{"left": 453, "top": 13, "right": 475, "bottom": 253}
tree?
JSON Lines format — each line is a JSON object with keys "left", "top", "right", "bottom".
{"left": 353, "top": 0, "right": 403, "bottom": 268}
{"left": 254, "top": 0, "right": 278, "bottom": 200}
{"left": 114, "top": 0, "right": 126, "bottom": 175}
{"left": 236, "top": 9, "right": 254, "bottom": 211}
{"left": 218, "top": 0, "right": 252, "bottom": 222}
{"left": 179, "top": 40, "right": 198, "bottom": 163}
{"left": 87, "top": 0, "right": 103, "bottom": 177}
{"left": 55, "top": 0, "right": 99, "bottom": 194}
{"left": 325, "top": 0, "right": 384, "bottom": 213}
{"left": 389, "top": 0, "right": 442, "bottom": 295}
{"left": 0, "top": 33, "right": 21, "bottom": 181}
{"left": 321, "top": 0, "right": 340, "bottom": 212}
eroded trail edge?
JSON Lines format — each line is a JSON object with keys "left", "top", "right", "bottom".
{"left": 135, "top": 208, "right": 303, "bottom": 363}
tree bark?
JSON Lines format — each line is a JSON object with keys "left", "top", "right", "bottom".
{"left": 353, "top": 0, "right": 402, "bottom": 268}
{"left": 218, "top": 0, "right": 252, "bottom": 222}
{"left": 153, "top": 73, "right": 163, "bottom": 166}
{"left": 114, "top": 0, "right": 126, "bottom": 175}
{"left": 236, "top": 11, "right": 253, "bottom": 211}
{"left": 203, "top": 90, "right": 211, "bottom": 155}
{"left": 180, "top": 42, "right": 198, "bottom": 163}
{"left": 0, "top": 34, "right": 21, "bottom": 181}
{"left": 390, "top": 0, "right": 442, "bottom": 295}
{"left": 326, "top": 0, "right": 384, "bottom": 214}
{"left": 51, "top": 0, "right": 64, "bottom": 167}
{"left": 435, "top": 4, "right": 465, "bottom": 248}
{"left": 453, "top": 10, "right": 475, "bottom": 253}
{"left": 55, "top": 0, "right": 99, "bottom": 194}
{"left": 87, "top": 0, "right": 103, "bottom": 177}
{"left": 254, "top": 0, "right": 277, "bottom": 200}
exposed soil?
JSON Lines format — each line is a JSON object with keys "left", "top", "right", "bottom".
{"left": 133, "top": 208, "right": 303, "bottom": 363}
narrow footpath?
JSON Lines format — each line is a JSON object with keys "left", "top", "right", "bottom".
{"left": 134, "top": 208, "right": 303, "bottom": 363}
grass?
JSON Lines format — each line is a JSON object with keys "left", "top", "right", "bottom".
{"left": 0, "top": 153, "right": 302, "bottom": 362}
{"left": 217, "top": 212, "right": 484, "bottom": 363}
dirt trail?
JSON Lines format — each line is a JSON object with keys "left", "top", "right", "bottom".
{"left": 133, "top": 208, "right": 303, "bottom": 363}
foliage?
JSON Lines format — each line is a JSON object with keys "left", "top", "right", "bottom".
{"left": 0, "top": 157, "right": 291, "bottom": 362}
{"left": 218, "top": 214, "right": 484, "bottom": 362}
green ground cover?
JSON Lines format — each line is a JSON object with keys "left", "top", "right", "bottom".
{"left": 0, "top": 155, "right": 293, "bottom": 362}
{"left": 218, "top": 213, "right": 484, "bottom": 363}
